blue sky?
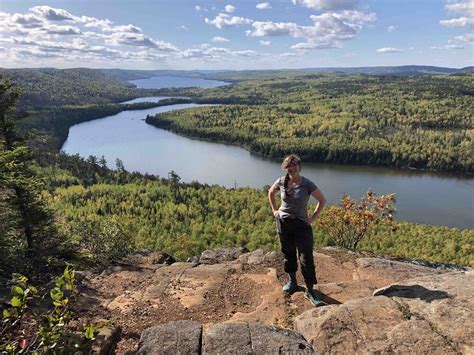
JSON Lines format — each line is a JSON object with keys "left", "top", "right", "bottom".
{"left": 0, "top": 0, "right": 472, "bottom": 69}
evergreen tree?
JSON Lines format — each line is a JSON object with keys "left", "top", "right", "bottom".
{"left": 0, "top": 76, "right": 57, "bottom": 274}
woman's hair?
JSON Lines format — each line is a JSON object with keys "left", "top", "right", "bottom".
{"left": 281, "top": 154, "right": 301, "bottom": 195}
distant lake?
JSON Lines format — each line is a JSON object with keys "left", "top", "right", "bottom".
{"left": 62, "top": 110, "right": 473, "bottom": 230}
{"left": 129, "top": 75, "right": 229, "bottom": 89}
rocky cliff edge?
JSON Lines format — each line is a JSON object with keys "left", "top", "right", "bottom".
{"left": 73, "top": 247, "right": 473, "bottom": 354}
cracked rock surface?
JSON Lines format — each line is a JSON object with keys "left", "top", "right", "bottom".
{"left": 75, "top": 248, "right": 471, "bottom": 354}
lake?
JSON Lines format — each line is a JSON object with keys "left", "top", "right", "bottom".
{"left": 62, "top": 77, "right": 473, "bottom": 229}
{"left": 129, "top": 75, "right": 228, "bottom": 89}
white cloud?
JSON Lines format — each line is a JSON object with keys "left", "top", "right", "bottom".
{"left": 292, "top": 0, "right": 358, "bottom": 11}
{"left": 440, "top": 17, "right": 474, "bottom": 27}
{"left": 232, "top": 50, "right": 259, "bottom": 57}
{"left": 80, "top": 16, "right": 114, "bottom": 31}
{"left": 260, "top": 40, "right": 271, "bottom": 46}
{"left": 387, "top": 25, "right": 396, "bottom": 32}
{"left": 279, "top": 52, "right": 298, "bottom": 58}
{"left": 431, "top": 44, "right": 464, "bottom": 50}
{"left": 225, "top": 5, "right": 236, "bottom": 13}
{"left": 104, "top": 24, "right": 142, "bottom": 33}
{"left": 0, "top": 7, "right": 181, "bottom": 67}
{"left": 9, "top": 13, "right": 44, "bottom": 28}
{"left": 441, "top": 1, "right": 474, "bottom": 28}
{"left": 30, "top": 6, "right": 75, "bottom": 21}
{"left": 376, "top": 47, "right": 401, "bottom": 53}
{"left": 106, "top": 32, "right": 178, "bottom": 51}
{"left": 445, "top": 1, "right": 474, "bottom": 16}
{"left": 43, "top": 24, "right": 82, "bottom": 35}
{"left": 247, "top": 10, "right": 375, "bottom": 50}
{"left": 292, "top": 41, "right": 341, "bottom": 50}
{"left": 455, "top": 33, "right": 474, "bottom": 42}
{"left": 178, "top": 45, "right": 231, "bottom": 60}
{"left": 195, "top": 5, "right": 208, "bottom": 12}
{"left": 248, "top": 21, "right": 300, "bottom": 37}
{"left": 205, "top": 13, "right": 252, "bottom": 29}
{"left": 178, "top": 25, "right": 188, "bottom": 30}
{"left": 256, "top": 2, "right": 272, "bottom": 10}
{"left": 212, "top": 36, "right": 229, "bottom": 42}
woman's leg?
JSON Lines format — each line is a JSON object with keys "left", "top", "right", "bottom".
{"left": 277, "top": 218, "right": 298, "bottom": 275}
{"left": 295, "top": 222, "right": 317, "bottom": 287}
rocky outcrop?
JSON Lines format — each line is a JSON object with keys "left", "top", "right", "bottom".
{"left": 138, "top": 320, "right": 202, "bottom": 355}
{"left": 199, "top": 247, "right": 249, "bottom": 264}
{"left": 75, "top": 247, "right": 471, "bottom": 354}
{"left": 138, "top": 321, "right": 313, "bottom": 354}
{"left": 294, "top": 270, "right": 473, "bottom": 354}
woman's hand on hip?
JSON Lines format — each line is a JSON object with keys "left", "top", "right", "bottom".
{"left": 273, "top": 210, "right": 280, "bottom": 218}
{"left": 305, "top": 215, "right": 317, "bottom": 225}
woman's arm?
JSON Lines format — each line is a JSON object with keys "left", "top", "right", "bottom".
{"left": 268, "top": 184, "right": 280, "bottom": 218}
{"left": 306, "top": 188, "right": 326, "bottom": 224}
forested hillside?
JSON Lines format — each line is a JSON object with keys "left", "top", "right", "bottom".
{"left": 40, "top": 154, "right": 473, "bottom": 266}
{"left": 147, "top": 73, "right": 474, "bottom": 173}
{"left": 0, "top": 68, "right": 146, "bottom": 109}
{"left": 1, "top": 71, "right": 472, "bottom": 273}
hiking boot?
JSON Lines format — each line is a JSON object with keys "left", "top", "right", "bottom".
{"left": 282, "top": 279, "right": 298, "bottom": 294}
{"left": 304, "top": 289, "right": 325, "bottom": 307}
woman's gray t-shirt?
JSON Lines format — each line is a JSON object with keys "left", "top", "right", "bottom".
{"left": 272, "top": 176, "right": 318, "bottom": 220}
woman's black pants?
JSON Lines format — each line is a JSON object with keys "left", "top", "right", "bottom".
{"left": 276, "top": 216, "right": 317, "bottom": 286}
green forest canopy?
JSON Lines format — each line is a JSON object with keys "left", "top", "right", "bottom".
{"left": 147, "top": 73, "right": 474, "bottom": 173}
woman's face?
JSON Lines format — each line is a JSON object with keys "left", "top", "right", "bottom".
{"left": 284, "top": 161, "right": 300, "bottom": 175}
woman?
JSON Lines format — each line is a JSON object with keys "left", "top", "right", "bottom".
{"left": 268, "top": 154, "right": 326, "bottom": 306}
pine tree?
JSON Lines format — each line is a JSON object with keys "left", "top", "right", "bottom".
{"left": 0, "top": 76, "right": 57, "bottom": 273}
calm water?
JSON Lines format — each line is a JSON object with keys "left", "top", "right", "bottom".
{"left": 62, "top": 76, "right": 473, "bottom": 229}
{"left": 129, "top": 75, "right": 228, "bottom": 89}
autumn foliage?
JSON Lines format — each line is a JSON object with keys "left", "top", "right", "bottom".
{"left": 318, "top": 189, "right": 396, "bottom": 250}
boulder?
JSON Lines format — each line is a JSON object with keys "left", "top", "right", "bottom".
{"left": 294, "top": 271, "right": 473, "bottom": 354}
{"left": 199, "top": 247, "right": 249, "bottom": 264}
{"left": 90, "top": 325, "right": 121, "bottom": 354}
{"left": 137, "top": 320, "right": 202, "bottom": 355}
{"left": 202, "top": 323, "right": 313, "bottom": 354}
{"left": 121, "top": 251, "right": 176, "bottom": 266}
{"left": 247, "top": 249, "right": 265, "bottom": 265}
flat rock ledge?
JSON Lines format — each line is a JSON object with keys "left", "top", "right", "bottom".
{"left": 294, "top": 270, "right": 473, "bottom": 354}
{"left": 138, "top": 321, "right": 313, "bottom": 354}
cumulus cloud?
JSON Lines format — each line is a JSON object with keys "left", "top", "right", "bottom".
{"left": 212, "top": 36, "right": 229, "bottom": 42}
{"left": 106, "top": 32, "right": 177, "bottom": 51}
{"left": 105, "top": 24, "right": 142, "bottom": 33}
{"left": 445, "top": 1, "right": 474, "bottom": 16}
{"left": 376, "top": 47, "right": 401, "bottom": 53}
{"left": 30, "top": 6, "right": 75, "bottom": 21}
{"left": 224, "top": 5, "right": 236, "bottom": 13}
{"left": 205, "top": 13, "right": 252, "bottom": 29}
{"left": 9, "top": 13, "right": 44, "bottom": 28}
{"left": 43, "top": 24, "right": 82, "bottom": 35}
{"left": 455, "top": 33, "right": 474, "bottom": 42}
{"left": 292, "top": 0, "right": 358, "bottom": 11}
{"left": 0, "top": 6, "right": 179, "bottom": 66}
{"left": 440, "top": 17, "right": 474, "bottom": 27}
{"left": 247, "top": 10, "right": 375, "bottom": 50}
{"left": 256, "top": 2, "right": 272, "bottom": 9}
{"left": 441, "top": 1, "right": 474, "bottom": 28}
{"left": 260, "top": 40, "right": 271, "bottom": 45}
{"left": 387, "top": 25, "right": 396, "bottom": 32}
